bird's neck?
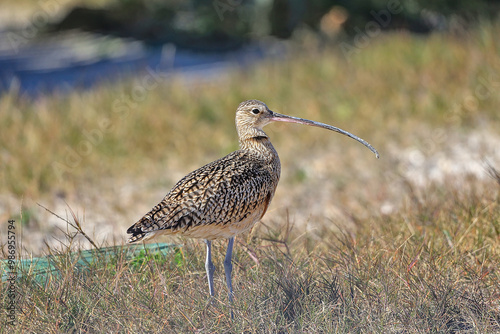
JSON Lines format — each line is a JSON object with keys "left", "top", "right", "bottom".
{"left": 239, "top": 129, "right": 281, "bottom": 182}
{"left": 239, "top": 135, "right": 270, "bottom": 149}
{"left": 239, "top": 127, "right": 265, "bottom": 146}
{"left": 239, "top": 130, "right": 278, "bottom": 161}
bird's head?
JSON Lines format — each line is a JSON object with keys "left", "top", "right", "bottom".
{"left": 235, "top": 100, "right": 275, "bottom": 139}
{"left": 235, "top": 99, "right": 380, "bottom": 158}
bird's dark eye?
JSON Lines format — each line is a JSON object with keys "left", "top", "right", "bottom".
{"left": 251, "top": 108, "right": 260, "bottom": 114}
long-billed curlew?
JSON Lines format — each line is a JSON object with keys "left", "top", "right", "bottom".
{"left": 127, "top": 100, "right": 379, "bottom": 308}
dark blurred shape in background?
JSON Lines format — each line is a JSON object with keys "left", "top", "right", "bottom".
{"left": 49, "top": 0, "right": 500, "bottom": 43}
{"left": 0, "top": 0, "right": 499, "bottom": 96}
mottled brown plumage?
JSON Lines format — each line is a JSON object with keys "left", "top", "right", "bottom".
{"left": 126, "top": 100, "right": 378, "bottom": 313}
{"left": 127, "top": 100, "right": 281, "bottom": 242}
{"left": 127, "top": 146, "right": 279, "bottom": 242}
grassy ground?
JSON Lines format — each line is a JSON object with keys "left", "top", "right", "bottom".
{"left": 1, "top": 22, "right": 500, "bottom": 332}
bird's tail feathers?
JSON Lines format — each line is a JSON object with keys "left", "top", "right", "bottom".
{"left": 127, "top": 222, "right": 148, "bottom": 243}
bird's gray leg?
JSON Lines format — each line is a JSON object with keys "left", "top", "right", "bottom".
{"left": 224, "top": 237, "right": 235, "bottom": 319}
{"left": 224, "top": 237, "right": 235, "bottom": 303}
{"left": 205, "top": 239, "right": 216, "bottom": 298}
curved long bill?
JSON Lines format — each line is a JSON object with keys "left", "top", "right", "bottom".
{"left": 270, "top": 112, "right": 380, "bottom": 159}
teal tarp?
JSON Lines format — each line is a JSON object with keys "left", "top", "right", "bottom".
{"left": 1, "top": 243, "right": 176, "bottom": 283}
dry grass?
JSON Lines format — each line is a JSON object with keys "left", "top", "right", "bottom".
{"left": 2, "top": 181, "right": 500, "bottom": 332}
{"left": 1, "top": 22, "right": 500, "bottom": 332}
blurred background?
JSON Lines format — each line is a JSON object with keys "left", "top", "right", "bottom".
{"left": 1, "top": 0, "right": 499, "bottom": 254}
{"left": 2, "top": 0, "right": 500, "bottom": 95}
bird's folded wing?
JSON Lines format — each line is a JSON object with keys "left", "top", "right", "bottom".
{"left": 127, "top": 151, "right": 273, "bottom": 241}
